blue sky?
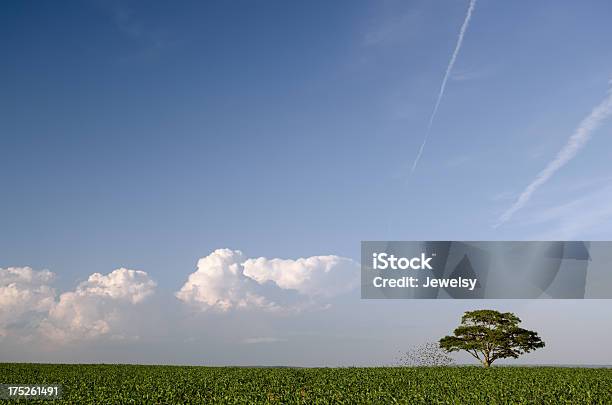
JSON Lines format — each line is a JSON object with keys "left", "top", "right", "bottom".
{"left": 2, "top": 0, "right": 612, "bottom": 365}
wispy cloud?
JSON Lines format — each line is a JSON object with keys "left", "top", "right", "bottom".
{"left": 519, "top": 183, "right": 612, "bottom": 239}
{"left": 411, "top": 0, "right": 477, "bottom": 173}
{"left": 496, "top": 85, "right": 612, "bottom": 226}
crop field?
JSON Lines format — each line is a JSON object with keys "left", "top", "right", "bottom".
{"left": 1, "top": 363, "right": 611, "bottom": 404}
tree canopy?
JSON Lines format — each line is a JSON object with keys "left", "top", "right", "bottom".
{"left": 439, "top": 309, "right": 545, "bottom": 367}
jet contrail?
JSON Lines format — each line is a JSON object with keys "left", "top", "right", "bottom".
{"left": 411, "top": 0, "right": 477, "bottom": 173}
{"left": 496, "top": 86, "right": 612, "bottom": 227}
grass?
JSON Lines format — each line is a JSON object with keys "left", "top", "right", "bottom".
{"left": 1, "top": 363, "right": 611, "bottom": 404}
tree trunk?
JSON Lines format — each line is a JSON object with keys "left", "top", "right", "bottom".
{"left": 482, "top": 359, "right": 491, "bottom": 368}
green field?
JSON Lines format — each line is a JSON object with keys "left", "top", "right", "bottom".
{"left": 1, "top": 364, "right": 611, "bottom": 404}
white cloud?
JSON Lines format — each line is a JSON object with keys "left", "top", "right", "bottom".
{"left": 176, "top": 249, "right": 360, "bottom": 312}
{"left": 40, "top": 292, "right": 117, "bottom": 341}
{"left": 0, "top": 267, "right": 56, "bottom": 337}
{"left": 0, "top": 266, "right": 55, "bottom": 285}
{"left": 40, "top": 268, "right": 156, "bottom": 342}
{"left": 175, "top": 249, "right": 279, "bottom": 312}
{"left": 75, "top": 268, "right": 156, "bottom": 304}
{"left": 1, "top": 266, "right": 156, "bottom": 342}
{"left": 243, "top": 255, "right": 359, "bottom": 298}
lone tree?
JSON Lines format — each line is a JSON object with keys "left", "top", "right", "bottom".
{"left": 439, "top": 309, "right": 545, "bottom": 368}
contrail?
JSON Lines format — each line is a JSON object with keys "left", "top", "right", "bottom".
{"left": 496, "top": 86, "right": 612, "bottom": 227}
{"left": 411, "top": 0, "right": 477, "bottom": 173}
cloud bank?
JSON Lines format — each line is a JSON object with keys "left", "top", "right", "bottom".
{"left": 2, "top": 249, "right": 359, "bottom": 342}
{"left": 497, "top": 86, "right": 612, "bottom": 226}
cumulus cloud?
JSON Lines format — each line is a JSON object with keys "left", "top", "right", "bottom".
{"left": 0, "top": 266, "right": 55, "bottom": 285}
{"left": 0, "top": 266, "right": 156, "bottom": 342}
{"left": 175, "top": 249, "right": 279, "bottom": 312}
{"left": 0, "top": 267, "right": 56, "bottom": 337}
{"left": 176, "top": 249, "right": 360, "bottom": 312}
{"left": 40, "top": 268, "right": 156, "bottom": 342}
{"left": 40, "top": 292, "right": 118, "bottom": 341}
{"left": 243, "top": 255, "right": 359, "bottom": 298}
{"left": 74, "top": 268, "right": 156, "bottom": 304}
